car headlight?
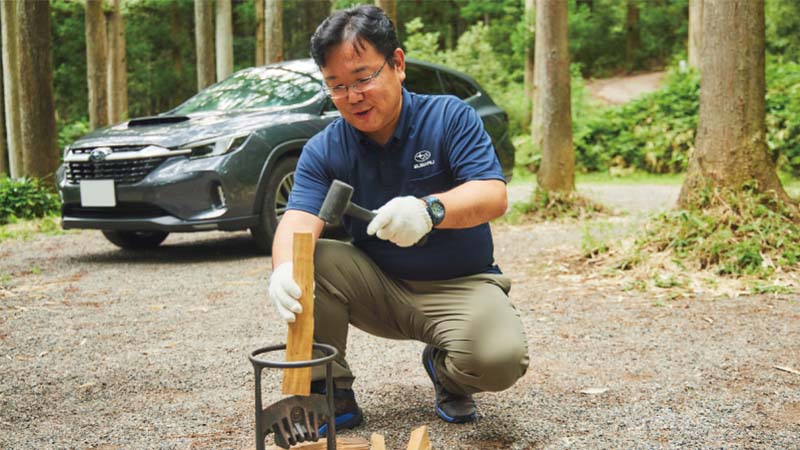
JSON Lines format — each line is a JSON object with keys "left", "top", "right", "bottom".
{"left": 181, "top": 135, "right": 249, "bottom": 159}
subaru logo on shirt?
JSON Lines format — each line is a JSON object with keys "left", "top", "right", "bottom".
{"left": 413, "top": 150, "right": 435, "bottom": 169}
{"left": 89, "top": 147, "right": 112, "bottom": 162}
{"left": 414, "top": 150, "right": 431, "bottom": 163}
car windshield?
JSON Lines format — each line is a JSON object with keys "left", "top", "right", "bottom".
{"left": 172, "top": 66, "right": 322, "bottom": 114}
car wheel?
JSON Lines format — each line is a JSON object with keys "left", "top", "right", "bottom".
{"left": 101, "top": 230, "right": 169, "bottom": 249}
{"left": 251, "top": 156, "right": 298, "bottom": 253}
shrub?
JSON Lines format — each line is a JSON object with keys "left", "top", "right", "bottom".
{"left": 627, "top": 182, "right": 800, "bottom": 278}
{"left": 0, "top": 177, "right": 61, "bottom": 225}
{"left": 574, "top": 67, "right": 699, "bottom": 174}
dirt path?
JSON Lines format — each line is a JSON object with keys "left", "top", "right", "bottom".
{"left": 1, "top": 185, "right": 799, "bottom": 449}
{"left": 586, "top": 71, "right": 665, "bottom": 105}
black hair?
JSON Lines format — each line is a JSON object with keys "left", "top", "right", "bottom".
{"left": 310, "top": 4, "right": 400, "bottom": 68}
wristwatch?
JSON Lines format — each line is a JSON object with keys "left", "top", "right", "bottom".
{"left": 423, "top": 196, "right": 445, "bottom": 226}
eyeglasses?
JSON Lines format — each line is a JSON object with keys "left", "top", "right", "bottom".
{"left": 325, "top": 61, "right": 387, "bottom": 99}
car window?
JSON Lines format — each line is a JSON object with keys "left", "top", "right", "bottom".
{"left": 172, "top": 67, "right": 322, "bottom": 114}
{"left": 440, "top": 72, "right": 478, "bottom": 100}
{"left": 403, "top": 64, "right": 443, "bottom": 95}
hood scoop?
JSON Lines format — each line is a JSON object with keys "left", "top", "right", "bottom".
{"left": 128, "top": 115, "right": 190, "bottom": 127}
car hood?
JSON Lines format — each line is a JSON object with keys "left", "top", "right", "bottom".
{"left": 70, "top": 108, "right": 319, "bottom": 149}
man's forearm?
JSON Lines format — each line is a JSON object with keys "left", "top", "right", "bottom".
{"left": 271, "top": 210, "right": 325, "bottom": 268}
{"left": 433, "top": 179, "right": 507, "bottom": 229}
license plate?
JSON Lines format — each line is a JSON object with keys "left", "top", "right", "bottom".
{"left": 80, "top": 180, "right": 116, "bottom": 207}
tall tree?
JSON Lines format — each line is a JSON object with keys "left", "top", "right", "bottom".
{"left": 688, "top": 0, "right": 703, "bottom": 69}
{"left": 0, "top": 56, "right": 5, "bottom": 177}
{"left": 625, "top": 0, "right": 640, "bottom": 70}
{"left": 215, "top": 0, "right": 233, "bottom": 80}
{"left": 678, "top": 0, "right": 790, "bottom": 207}
{"left": 194, "top": 0, "right": 215, "bottom": 90}
{"left": 265, "top": 0, "right": 284, "bottom": 64}
{"left": 523, "top": 0, "right": 535, "bottom": 128}
{"left": 255, "top": 0, "right": 265, "bottom": 66}
{"left": 375, "top": 0, "right": 397, "bottom": 25}
{"left": 2, "top": 0, "right": 24, "bottom": 178}
{"left": 17, "top": 0, "right": 58, "bottom": 181}
{"left": 85, "top": 0, "right": 109, "bottom": 130}
{"left": 107, "top": 0, "right": 128, "bottom": 123}
{"left": 532, "top": 0, "right": 574, "bottom": 193}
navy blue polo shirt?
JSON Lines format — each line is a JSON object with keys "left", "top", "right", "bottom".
{"left": 287, "top": 89, "right": 504, "bottom": 281}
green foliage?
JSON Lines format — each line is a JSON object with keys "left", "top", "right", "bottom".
{"left": 630, "top": 183, "right": 800, "bottom": 278}
{"left": 0, "top": 178, "right": 61, "bottom": 225}
{"left": 51, "top": 0, "right": 88, "bottom": 124}
{"left": 574, "top": 67, "right": 699, "bottom": 174}
{"left": 766, "top": 0, "right": 800, "bottom": 62}
{"left": 57, "top": 120, "right": 90, "bottom": 151}
{"left": 568, "top": 0, "right": 688, "bottom": 76}
{"left": 766, "top": 60, "right": 800, "bottom": 175}
{"left": 574, "top": 60, "right": 800, "bottom": 176}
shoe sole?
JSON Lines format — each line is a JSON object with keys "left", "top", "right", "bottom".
{"left": 422, "top": 345, "right": 477, "bottom": 424}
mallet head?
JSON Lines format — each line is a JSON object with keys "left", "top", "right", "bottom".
{"left": 318, "top": 180, "right": 354, "bottom": 225}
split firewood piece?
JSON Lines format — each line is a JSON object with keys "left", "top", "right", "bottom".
{"left": 282, "top": 232, "right": 315, "bottom": 396}
{"left": 265, "top": 436, "right": 370, "bottom": 450}
{"left": 370, "top": 433, "right": 386, "bottom": 450}
{"left": 406, "top": 425, "right": 432, "bottom": 450}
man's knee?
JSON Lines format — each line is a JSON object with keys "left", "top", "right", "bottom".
{"left": 472, "top": 338, "right": 529, "bottom": 392}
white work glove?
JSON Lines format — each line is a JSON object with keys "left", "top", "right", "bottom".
{"left": 366, "top": 196, "right": 433, "bottom": 247}
{"left": 268, "top": 263, "right": 302, "bottom": 323}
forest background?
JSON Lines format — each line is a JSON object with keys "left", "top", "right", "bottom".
{"left": 47, "top": 0, "right": 800, "bottom": 183}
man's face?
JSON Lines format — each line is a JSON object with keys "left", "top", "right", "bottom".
{"left": 320, "top": 40, "right": 406, "bottom": 145}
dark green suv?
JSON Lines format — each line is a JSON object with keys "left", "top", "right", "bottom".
{"left": 55, "top": 58, "right": 514, "bottom": 252}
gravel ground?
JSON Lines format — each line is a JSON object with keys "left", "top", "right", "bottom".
{"left": 1, "top": 184, "right": 799, "bottom": 449}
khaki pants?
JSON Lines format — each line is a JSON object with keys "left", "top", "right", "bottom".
{"left": 310, "top": 239, "right": 529, "bottom": 396}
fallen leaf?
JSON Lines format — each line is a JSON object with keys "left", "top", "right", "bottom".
{"left": 580, "top": 387, "right": 609, "bottom": 395}
{"left": 79, "top": 382, "right": 97, "bottom": 389}
{"left": 703, "top": 317, "right": 713, "bottom": 324}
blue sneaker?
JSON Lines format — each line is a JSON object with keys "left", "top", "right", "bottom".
{"left": 422, "top": 345, "right": 477, "bottom": 423}
{"left": 310, "top": 380, "right": 363, "bottom": 435}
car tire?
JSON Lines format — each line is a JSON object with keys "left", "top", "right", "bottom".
{"left": 102, "top": 230, "right": 169, "bottom": 249}
{"left": 251, "top": 156, "right": 298, "bottom": 253}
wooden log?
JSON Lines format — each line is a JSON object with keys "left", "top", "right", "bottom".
{"left": 282, "top": 232, "right": 315, "bottom": 395}
{"left": 406, "top": 426, "right": 432, "bottom": 450}
{"left": 265, "top": 436, "right": 370, "bottom": 449}
{"left": 370, "top": 433, "right": 386, "bottom": 450}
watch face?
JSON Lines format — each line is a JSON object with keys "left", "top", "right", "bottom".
{"left": 426, "top": 196, "right": 445, "bottom": 225}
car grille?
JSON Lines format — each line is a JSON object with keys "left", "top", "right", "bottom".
{"left": 70, "top": 145, "right": 145, "bottom": 154}
{"left": 66, "top": 157, "right": 167, "bottom": 184}
{"left": 63, "top": 203, "right": 169, "bottom": 219}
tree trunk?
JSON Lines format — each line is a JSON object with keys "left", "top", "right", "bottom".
{"left": 678, "top": 0, "right": 789, "bottom": 207}
{"left": 523, "top": 0, "right": 535, "bottom": 128}
{"left": 17, "top": 0, "right": 59, "bottom": 182}
{"left": 1, "top": 0, "right": 22, "bottom": 178}
{"left": 85, "top": 0, "right": 109, "bottom": 130}
{"left": 375, "top": 0, "right": 397, "bottom": 26}
{"left": 194, "top": 0, "right": 215, "bottom": 90}
{"left": 255, "top": 0, "right": 265, "bottom": 66}
{"left": 688, "top": 0, "right": 703, "bottom": 70}
{"left": 216, "top": 0, "right": 233, "bottom": 80}
{"left": 265, "top": 0, "right": 284, "bottom": 64}
{"left": 107, "top": 0, "right": 128, "bottom": 124}
{"left": 625, "top": 0, "right": 640, "bottom": 70}
{"left": 532, "top": 0, "right": 574, "bottom": 193}
{"left": 0, "top": 53, "right": 6, "bottom": 177}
